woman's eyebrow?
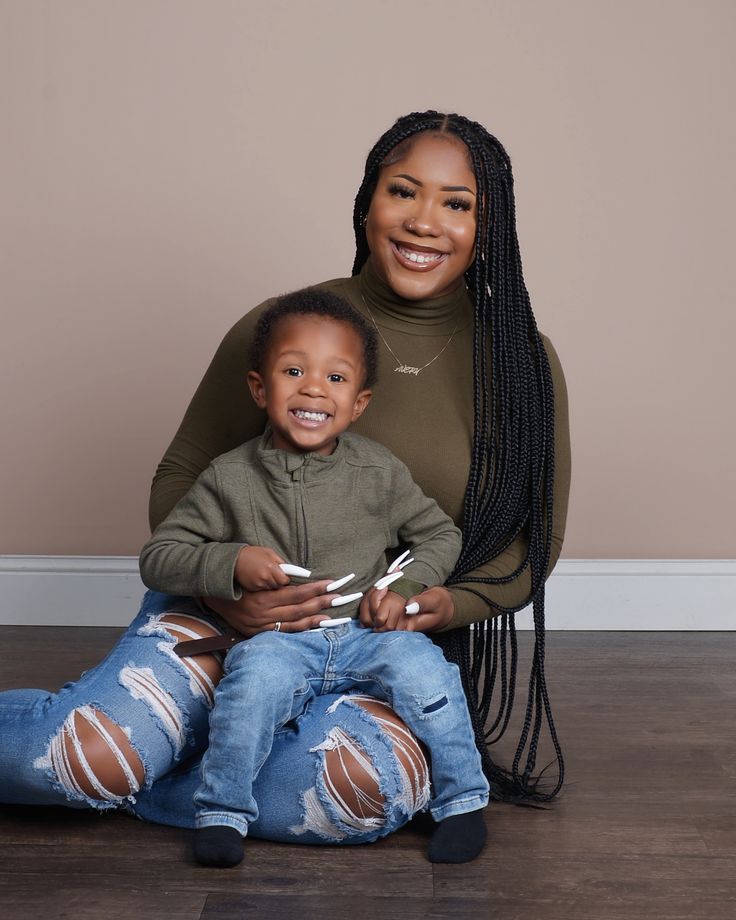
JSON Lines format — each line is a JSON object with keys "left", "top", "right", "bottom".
{"left": 393, "top": 173, "right": 476, "bottom": 196}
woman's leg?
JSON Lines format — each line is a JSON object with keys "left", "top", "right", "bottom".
{"left": 2, "top": 598, "right": 429, "bottom": 841}
{"left": 0, "top": 592, "right": 227, "bottom": 811}
{"left": 132, "top": 690, "right": 430, "bottom": 844}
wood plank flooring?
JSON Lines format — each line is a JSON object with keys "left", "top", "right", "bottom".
{"left": 1, "top": 628, "right": 735, "bottom": 919}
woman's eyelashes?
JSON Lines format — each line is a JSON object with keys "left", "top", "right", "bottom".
{"left": 445, "top": 196, "right": 472, "bottom": 213}
{"left": 388, "top": 182, "right": 415, "bottom": 200}
{"left": 386, "top": 183, "right": 472, "bottom": 213}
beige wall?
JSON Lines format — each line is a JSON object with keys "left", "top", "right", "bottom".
{"left": 1, "top": 0, "right": 734, "bottom": 558}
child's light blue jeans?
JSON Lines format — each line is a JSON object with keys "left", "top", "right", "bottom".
{"left": 0, "top": 591, "right": 487, "bottom": 844}
{"left": 194, "top": 618, "right": 489, "bottom": 837}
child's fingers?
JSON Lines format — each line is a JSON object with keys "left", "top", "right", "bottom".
{"left": 269, "top": 563, "right": 292, "bottom": 587}
{"left": 358, "top": 594, "right": 373, "bottom": 627}
{"left": 360, "top": 587, "right": 387, "bottom": 628}
{"left": 371, "top": 587, "right": 387, "bottom": 616}
{"left": 373, "top": 591, "right": 403, "bottom": 630}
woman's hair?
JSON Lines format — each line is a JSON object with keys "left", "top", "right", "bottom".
{"left": 250, "top": 288, "right": 379, "bottom": 389}
{"left": 353, "top": 111, "right": 563, "bottom": 802}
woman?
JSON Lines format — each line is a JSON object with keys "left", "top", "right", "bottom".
{"left": 0, "top": 111, "right": 570, "bottom": 850}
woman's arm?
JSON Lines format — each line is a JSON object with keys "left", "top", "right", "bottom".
{"left": 148, "top": 304, "right": 273, "bottom": 532}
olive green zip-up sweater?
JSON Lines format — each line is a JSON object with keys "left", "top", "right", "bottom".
{"left": 140, "top": 429, "right": 462, "bottom": 617}
{"left": 149, "top": 259, "right": 571, "bottom": 630}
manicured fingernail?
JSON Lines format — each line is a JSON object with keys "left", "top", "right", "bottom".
{"left": 404, "top": 602, "right": 420, "bottom": 615}
{"left": 374, "top": 571, "right": 404, "bottom": 590}
{"left": 279, "top": 563, "right": 312, "bottom": 577}
{"left": 398, "top": 557, "right": 414, "bottom": 570}
{"left": 387, "top": 549, "right": 411, "bottom": 573}
{"left": 330, "top": 592, "right": 363, "bottom": 607}
{"left": 314, "top": 616, "right": 352, "bottom": 629}
{"left": 326, "top": 573, "right": 355, "bottom": 592}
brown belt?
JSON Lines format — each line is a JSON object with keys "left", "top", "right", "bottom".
{"left": 174, "top": 634, "right": 245, "bottom": 657}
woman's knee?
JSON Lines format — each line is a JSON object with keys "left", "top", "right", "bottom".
{"left": 320, "top": 698, "right": 429, "bottom": 825}
{"left": 50, "top": 706, "right": 146, "bottom": 802}
{"left": 45, "top": 611, "right": 227, "bottom": 805}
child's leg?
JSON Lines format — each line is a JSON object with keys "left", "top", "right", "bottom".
{"left": 0, "top": 592, "right": 226, "bottom": 816}
{"left": 134, "top": 689, "right": 428, "bottom": 843}
{"left": 191, "top": 629, "right": 324, "bottom": 864}
{"left": 334, "top": 625, "right": 490, "bottom": 861}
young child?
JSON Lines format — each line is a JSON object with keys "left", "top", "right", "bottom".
{"left": 139, "top": 289, "right": 489, "bottom": 867}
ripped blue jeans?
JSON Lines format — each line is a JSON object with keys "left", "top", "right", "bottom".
{"left": 195, "top": 618, "right": 489, "bottom": 837}
{"left": 0, "top": 591, "right": 485, "bottom": 844}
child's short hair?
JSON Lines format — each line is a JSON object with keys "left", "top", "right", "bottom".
{"left": 250, "top": 288, "right": 379, "bottom": 389}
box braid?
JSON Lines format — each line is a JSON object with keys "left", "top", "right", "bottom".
{"left": 352, "top": 111, "right": 563, "bottom": 803}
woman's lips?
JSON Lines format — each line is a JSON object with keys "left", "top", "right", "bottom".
{"left": 391, "top": 241, "right": 448, "bottom": 271}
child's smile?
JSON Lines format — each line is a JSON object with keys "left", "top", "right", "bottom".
{"left": 247, "top": 315, "right": 372, "bottom": 456}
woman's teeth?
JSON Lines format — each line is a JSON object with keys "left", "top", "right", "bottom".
{"left": 293, "top": 409, "right": 329, "bottom": 421}
{"left": 397, "top": 245, "right": 444, "bottom": 264}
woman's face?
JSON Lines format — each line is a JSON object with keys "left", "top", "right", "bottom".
{"left": 365, "top": 134, "right": 477, "bottom": 301}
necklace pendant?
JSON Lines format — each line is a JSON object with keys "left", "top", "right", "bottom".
{"left": 395, "top": 365, "right": 421, "bottom": 376}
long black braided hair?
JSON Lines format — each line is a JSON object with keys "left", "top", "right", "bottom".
{"left": 352, "top": 111, "right": 563, "bottom": 802}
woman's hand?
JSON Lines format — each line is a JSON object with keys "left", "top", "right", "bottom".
{"left": 359, "top": 586, "right": 454, "bottom": 633}
{"left": 204, "top": 580, "right": 337, "bottom": 637}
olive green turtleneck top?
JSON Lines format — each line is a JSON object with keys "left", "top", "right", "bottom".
{"left": 149, "top": 259, "right": 571, "bottom": 630}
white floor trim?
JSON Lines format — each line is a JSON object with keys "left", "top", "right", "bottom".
{"left": 0, "top": 556, "right": 734, "bottom": 629}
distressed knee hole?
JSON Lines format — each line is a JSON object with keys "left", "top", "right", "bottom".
{"left": 157, "top": 613, "right": 225, "bottom": 704}
{"left": 323, "top": 735, "right": 385, "bottom": 821}
{"left": 119, "top": 666, "right": 187, "bottom": 754}
{"left": 46, "top": 706, "right": 144, "bottom": 802}
{"left": 290, "top": 728, "right": 386, "bottom": 840}
{"left": 350, "top": 697, "right": 430, "bottom": 813}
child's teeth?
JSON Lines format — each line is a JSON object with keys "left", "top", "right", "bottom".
{"left": 294, "top": 410, "right": 328, "bottom": 421}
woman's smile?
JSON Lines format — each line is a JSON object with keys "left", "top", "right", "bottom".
{"left": 365, "top": 134, "right": 477, "bottom": 301}
{"left": 390, "top": 240, "right": 449, "bottom": 269}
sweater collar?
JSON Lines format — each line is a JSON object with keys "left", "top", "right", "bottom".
{"left": 356, "top": 256, "right": 470, "bottom": 330}
{"left": 257, "top": 426, "right": 346, "bottom": 480}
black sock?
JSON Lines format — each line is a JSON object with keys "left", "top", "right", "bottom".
{"left": 194, "top": 826, "right": 244, "bottom": 868}
{"left": 427, "top": 809, "right": 487, "bottom": 863}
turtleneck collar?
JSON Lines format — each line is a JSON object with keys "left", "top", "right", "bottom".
{"left": 356, "top": 256, "right": 472, "bottom": 332}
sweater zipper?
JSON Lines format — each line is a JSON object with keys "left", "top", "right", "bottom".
{"left": 292, "top": 466, "right": 309, "bottom": 568}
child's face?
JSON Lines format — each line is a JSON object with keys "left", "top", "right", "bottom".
{"left": 247, "top": 315, "right": 372, "bottom": 456}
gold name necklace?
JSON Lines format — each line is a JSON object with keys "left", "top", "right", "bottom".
{"left": 360, "top": 294, "right": 460, "bottom": 376}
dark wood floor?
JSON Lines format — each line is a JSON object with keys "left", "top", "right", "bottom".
{"left": 1, "top": 628, "right": 735, "bottom": 920}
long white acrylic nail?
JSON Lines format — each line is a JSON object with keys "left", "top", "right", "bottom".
{"left": 279, "top": 563, "right": 312, "bottom": 577}
{"left": 374, "top": 571, "right": 404, "bottom": 591}
{"left": 404, "top": 602, "right": 420, "bottom": 615}
{"left": 398, "top": 557, "right": 414, "bottom": 570}
{"left": 330, "top": 592, "right": 364, "bottom": 607}
{"left": 326, "top": 573, "right": 355, "bottom": 592}
{"left": 314, "top": 616, "right": 352, "bottom": 629}
{"left": 387, "top": 549, "right": 411, "bottom": 573}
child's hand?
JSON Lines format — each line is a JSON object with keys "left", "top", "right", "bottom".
{"left": 235, "top": 546, "right": 292, "bottom": 592}
{"left": 359, "top": 587, "right": 409, "bottom": 632}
